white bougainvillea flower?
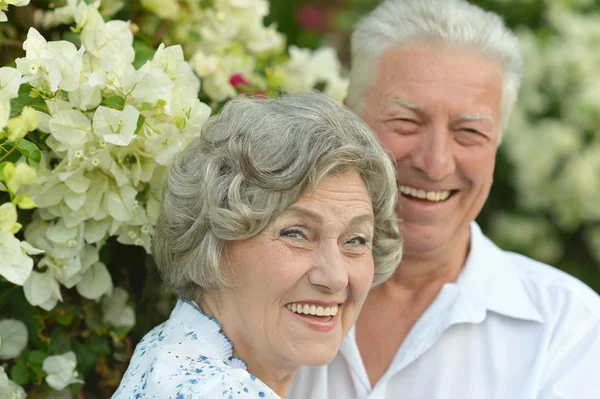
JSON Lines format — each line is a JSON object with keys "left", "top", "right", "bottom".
{"left": 0, "top": 97, "right": 9, "bottom": 130}
{"left": 16, "top": 28, "right": 84, "bottom": 93}
{"left": 247, "top": 24, "right": 285, "bottom": 54}
{"left": 202, "top": 71, "right": 236, "bottom": 102}
{"left": 131, "top": 68, "right": 173, "bottom": 106}
{"left": 310, "top": 47, "right": 342, "bottom": 82}
{"left": 0, "top": 203, "right": 42, "bottom": 285}
{"left": 170, "top": 97, "right": 211, "bottom": 136}
{"left": 0, "top": 231, "right": 42, "bottom": 285}
{"left": 0, "top": 67, "right": 22, "bottom": 99}
{"left": 144, "top": 123, "right": 184, "bottom": 166}
{"left": 42, "top": 351, "right": 83, "bottom": 391}
{"left": 76, "top": 261, "right": 113, "bottom": 300}
{"left": 68, "top": 82, "right": 102, "bottom": 111}
{"left": 52, "top": 0, "right": 102, "bottom": 29}
{"left": 108, "top": 144, "right": 156, "bottom": 187}
{"left": 40, "top": 254, "right": 82, "bottom": 289}
{"left": 324, "top": 75, "right": 349, "bottom": 103}
{"left": 280, "top": 47, "right": 316, "bottom": 92}
{"left": 150, "top": 44, "right": 201, "bottom": 101}
{"left": 105, "top": 184, "right": 137, "bottom": 222}
{"left": 102, "top": 287, "right": 135, "bottom": 328}
{"left": 0, "top": 0, "right": 30, "bottom": 23}
{"left": 0, "top": 319, "right": 28, "bottom": 360}
{"left": 190, "top": 51, "right": 220, "bottom": 77}
{"left": 82, "top": 19, "right": 133, "bottom": 68}
{"left": 92, "top": 105, "right": 139, "bottom": 146}
{"left": 49, "top": 109, "right": 92, "bottom": 148}
{"left": 0, "top": 366, "right": 26, "bottom": 399}
{"left": 23, "top": 269, "right": 62, "bottom": 310}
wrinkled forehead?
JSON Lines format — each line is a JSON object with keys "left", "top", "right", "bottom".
{"left": 367, "top": 43, "right": 504, "bottom": 119}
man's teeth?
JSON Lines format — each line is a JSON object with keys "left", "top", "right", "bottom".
{"left": 399, "top": 185, "right": 451, "bottom": 202}
{"left": 286, "top": 303, "right": 339, "bottom": 316}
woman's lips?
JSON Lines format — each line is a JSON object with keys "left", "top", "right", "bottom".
{"left": 285, "top": 303, "right": 341, "bottom": 332}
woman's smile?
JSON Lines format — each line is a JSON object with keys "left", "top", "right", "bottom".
{"left": 285, "top": 301, "right": 344, "bottom": 332}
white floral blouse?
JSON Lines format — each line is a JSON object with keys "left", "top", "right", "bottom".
{"left": 112, "top": 299, "right": 279, "bottom": 399}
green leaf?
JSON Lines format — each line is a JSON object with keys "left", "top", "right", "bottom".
{"left": 89, "top": 335, "right": 110, "bottom": 355}
{"left": 133, "top": 40, "right": 156, "bottom": 69}
{"left": 101, "top": 96, "right": 125, "bottom": 111}
{"left": 71, "top": 341, "right": 98, "bottom": 377}
{"left": 135, "top": 114, "right": 145, "bottom": 135}
{"left": 49, "top": 327, "right": 72, "bottom": 353}
{"left": 140, "top": 102, "right": 153, "bottom": 111}
{"left": 55, "top": 312, "right": 74, "bottom": 326}
{"left": 9, "top": 84, "right": 51, "bottom": 118}
{"left": 10, "top": 362, "right": 30, "bottom": 385}
{"left": 0, "top": 143, "right": 20, "bottom": 163}
{"left": 16, "top": 139, "right": 42, "bottom": 169}
{"left": 28, "top": 350, "right": 47, "bottom": 365}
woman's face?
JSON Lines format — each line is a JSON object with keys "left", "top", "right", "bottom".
{"left": 212, "top": 171, "right": 375, "bottom": 371}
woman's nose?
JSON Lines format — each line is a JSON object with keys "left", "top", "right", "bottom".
{"left": 307, "top": 245, "right": 349, "bottom": 293}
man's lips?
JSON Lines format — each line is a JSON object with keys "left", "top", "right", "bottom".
{"left": 398, "top": 184, "right": 457, "bottom": 202}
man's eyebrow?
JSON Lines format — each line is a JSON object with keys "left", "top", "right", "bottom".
{"left": 457, "top": 113, "right": 496, "bottom": 123}
{"left": 391, "top": 98, "right": 425, "bottom": 112}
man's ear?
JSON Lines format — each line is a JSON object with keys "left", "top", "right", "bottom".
{"left": 343, "top": 96, "right": 348, "bottom": 107}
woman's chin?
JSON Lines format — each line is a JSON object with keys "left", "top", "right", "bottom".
{"left": 295, "top": 347, "right": 339, "bottom": 367}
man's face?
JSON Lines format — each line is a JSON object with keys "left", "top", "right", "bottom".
{"left": 360, "top": 43, "right": 504, "bottom": 259}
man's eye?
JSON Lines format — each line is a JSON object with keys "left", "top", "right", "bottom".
{"left": 461, "top": 127, "right": 480, "bottom": 134}
{"left": 395, "top": 118, "right": 417, "bottom": 124}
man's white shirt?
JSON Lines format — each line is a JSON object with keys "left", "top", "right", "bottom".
{"left": 288, "top": 223, "right": 600, "bottom": 399}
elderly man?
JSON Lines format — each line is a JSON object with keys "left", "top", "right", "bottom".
{"left": 289, "top": 0, "right": 600, "bottom": 398}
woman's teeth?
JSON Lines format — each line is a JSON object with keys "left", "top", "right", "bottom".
{"left": 399, "top": 185, "right": 451, "bottom": 202}
{"left": 286, "top": 303, "right": 339, "bottom": 316}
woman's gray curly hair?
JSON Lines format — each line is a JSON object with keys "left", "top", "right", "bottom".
{"left": 153, "top": 92, "right": 403, "bottom": 300}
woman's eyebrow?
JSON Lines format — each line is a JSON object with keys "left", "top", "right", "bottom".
{"left": 283, "top": 206, "right": 323, "bottom": 224}
{"left": 283, "top": 206, "right": 374, "bottom": 228}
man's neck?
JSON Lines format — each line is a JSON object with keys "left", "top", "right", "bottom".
{"left": 355, "top": 228, "right": 471, "bottom": 387}
{"left": 387, "top": 227, "right": 471, "bottom": 292}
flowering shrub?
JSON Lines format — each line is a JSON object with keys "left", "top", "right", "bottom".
{"left": 0, "top": 0, "right": 347, "bottom": 397}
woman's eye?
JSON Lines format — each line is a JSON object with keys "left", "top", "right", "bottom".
{"left": 280, "top": 229, "right": 305, "bottom": 240}
{"left": 346, "top": 236, "right": 368, "bottom": 246}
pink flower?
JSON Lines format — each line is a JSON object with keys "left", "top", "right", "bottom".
{"left": 297, "top": 5, "right": 328, "bottom": 31}
{"left": 230, "top": 74, "right": 251, "bottom": 88}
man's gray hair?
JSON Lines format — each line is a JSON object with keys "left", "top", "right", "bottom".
{"left": 153, "top": 92, "right": 403, "bottom": 300}
{"left": 348, "top": 0, "right": 523, "bottom": 133}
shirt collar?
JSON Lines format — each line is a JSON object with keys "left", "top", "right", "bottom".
{"left": 455, "top": 222, "right": 543, "bottom": 323}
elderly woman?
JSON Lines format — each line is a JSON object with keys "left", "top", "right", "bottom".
{"left": 113, "top": 92, "right": 402, "bottom": 398}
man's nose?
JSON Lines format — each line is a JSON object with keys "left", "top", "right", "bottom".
{"left": 308, "top": 244, "right": 349, "bottom": 293}
{"left": 410, "top": 127, "right": 455, "bottom": 181}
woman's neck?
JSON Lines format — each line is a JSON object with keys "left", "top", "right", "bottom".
{"left": 198, "top": 297, "right": 297, "bottom": 398}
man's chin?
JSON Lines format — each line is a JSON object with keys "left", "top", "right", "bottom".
{"left": 400, "top": 221, "right": 468, "bottom": 257}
